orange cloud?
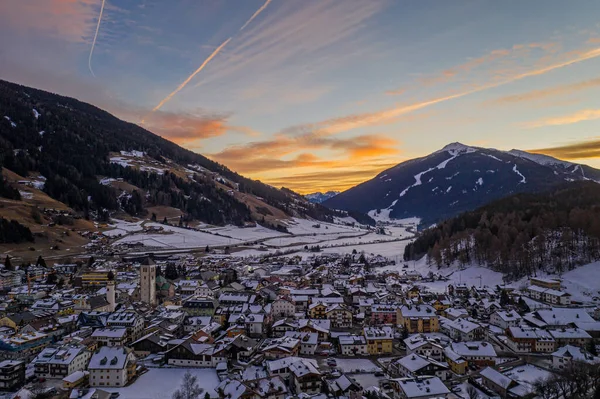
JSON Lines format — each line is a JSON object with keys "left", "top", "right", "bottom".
{"left": 143, "top": 111, "right": 230, "bottom": 144}
{"left": 0, "top": 0, "right": 98, "bottom": 42}
{"left": 138, "top": 110, "right": 258, "bottom": 145}
{"left": 487, "top": 77, "right": 600, "bottom": 105}
{"left": 208, "top": 133, "right": 400, "bottom": 176}
{"left": 266, "top": 163, "right": 398, "bottom": 193}
{"left": 385, "top": 88, "right": 405, "bottom": 96}
{"left": 533, "top": 138, "right": 600, "bottom": 159}
{"left": 524, "top": 109, "right": 600, "bottom": 128}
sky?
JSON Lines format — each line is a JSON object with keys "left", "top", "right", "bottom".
{"left": 2, "top": 1, "right": 600, "bottom": 194}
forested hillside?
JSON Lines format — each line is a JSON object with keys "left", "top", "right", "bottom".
{"left": 404, "top": 181, "right": 600, "bottom": 280}
{"left": 0, "top": 79, "right": 355, "bottom": 227}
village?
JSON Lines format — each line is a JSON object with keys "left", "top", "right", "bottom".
{"left": 0, "top": 221, "right": 598, "bottom": 399}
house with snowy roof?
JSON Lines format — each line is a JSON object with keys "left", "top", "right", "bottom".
{"left": 450, "top": 341, "right": 497, "bottom": 367}
{"left": 490, "top": 310, "right": 523, "bottom": 330}
{"left": 390, "top": 353, "right": 450, "bottom": 381}
{"left": 364, "top": 326, "right": 393, "bottom": 354}
{"left": 397, "top": 305, "right": 439, "bottom": 333}
{"left": 440, "top": 317, "right": 484, "bottom": 341}
{"left": 389, "top": 376, "right": 450, "bottom": 399}
{"left": 551, "top": 344, "right": 600, "bottom": 369}
{"left": 88, "top": 346, "right": 136, "bottom": 387}
{"left": 404, "top": 335, "right": 445, "bottom": 361}
{"left": 338, "top": 335, "right": 368, "bottom": 356}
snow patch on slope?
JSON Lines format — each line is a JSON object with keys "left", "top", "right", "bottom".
{"left": 512, "top": 164, "right": 526, "bottom": 184}
{"left": 399, "top": 152, "right": 461, "bottom": 197}
{"left": 508, "top": 149, "right": 573, "bottom": 168}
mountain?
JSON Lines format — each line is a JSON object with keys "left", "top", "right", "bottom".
{"left": 324, "top": 142, "right": 600, "bottom": 226}
{"left": 0, "top": 79, "right": 346, "bottom": 230}
{"left": 305, "top": 191, "right": 340, "bottom": 204}
{"left": 404, "top": 181, "right": 600, "bottom": 280}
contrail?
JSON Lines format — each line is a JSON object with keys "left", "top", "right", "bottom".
{"left": 148, "top": 0, "right": 272, "bottom": 115}
{"left": 318, "top": 46, "right": 600, "bottom": 134}
{"left": 88, "top": 0, "right": 106, "bottom": 77}
{"left": 240, "top": 0, "right": 272, "bottom": 31}
{"left": 151, "top": 38, "right": 232, "bottom": 112}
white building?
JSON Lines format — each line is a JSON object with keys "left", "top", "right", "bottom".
{"left": 390, "top": 376, "right": 450, "bottom": 399}
{"left": 272, "top": 298, "right": 296, "bottom": 319}
{"left": 284, "top": 331, "right": 318, "bottom": 355}
{"left": 106, "top": 311, "right": 145, "bottom": 343}
{"left": 490, "top": 311, "right": 522, "bottom": 330}
{"left": 527, "top": 285, "right": 571, "bottom": 305}
{"left": 338, "top": 335, "right": 368, "bottom": 356}
{"left": 33, "top": 345, "right": 91, "bottom": 379}
{"left": 441, "top": 318, "right": 483, "bottom": 341}
{"left": 88, "top": 346, "right": 136, "bottom": 387}
{"left": 552, "top": 345, "right": 600, "bottom": 370}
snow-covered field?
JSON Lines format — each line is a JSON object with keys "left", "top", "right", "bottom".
{"left": 102, "top": 368, "right": 220, "bottom": 398}
{"left": 557, "top": 261, "right": 600, "bottom": 303}
{"left": 114, "top": 227, "right": 238, "bottom": 249}
{"left": 334, "top": 358, "right": 381, "bottom": 373}
{"left": 262, "top": 231, "right": 366, "bottom": 247}
{"left": 103, "top": 220, "right": 145, "bottom": 237}
{"left": 282, "top": 218, "right": 361, "bottom": 235}
{"left": 207, "top": 224, "right": 285, "bottom": 241}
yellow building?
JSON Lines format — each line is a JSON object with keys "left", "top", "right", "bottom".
{"left": 79, "top": 270, "right": 111, "bottom": 287}
{"left": 407, "top": 286, "right": 420, "bottom": 301}
{"left": 445, "top": 348, "right": 468, "bottom": 374}
{"left": 363, "top": 326, "right": 393, "bottom": 355}
{"left": 432, "top": 299, "right": 450, "bottom": 316}
{"left": 397, "top": 305, "right": 439, "bottom": 333}
{"left": 62, "top": 370, "right": 87, "bottom": 389}
{"left": 308, "top": 303, "right": 327, "bottom": 319}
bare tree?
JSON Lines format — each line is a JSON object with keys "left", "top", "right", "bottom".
{"left": 465, "top": 385, "right": 479, "bottom": 399}
{"left": 172, "top": 371, "right": 204, "bottom": 399}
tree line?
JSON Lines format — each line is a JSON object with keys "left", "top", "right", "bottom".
{"left": 404, "top": 181, "right": 600, "bottom": 280}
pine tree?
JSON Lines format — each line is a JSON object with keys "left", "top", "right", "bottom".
{"left": 36, "top": 255, "right": 47, "bottom": 268}
{"left": 500, "top": 289, "right": 510, "bottom": 306}
{"left": 586, "top": 339, "right": 598, "bottom": 356}
{"left": 4, "top": 256, "right": 12, "bottom": 271}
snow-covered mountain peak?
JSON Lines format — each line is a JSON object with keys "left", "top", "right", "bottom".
{"left": 507, "top": 149, "right": 573, "bottom": 168}
{"left": 325, "top": 142, "right": 600, "bottom": 226}
{"left": 438, "top": 142, "right": 477, "bottom": 155}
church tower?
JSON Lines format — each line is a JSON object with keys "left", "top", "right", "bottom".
{"left": 140, "top": 257, "right": 156, "bottom": 306}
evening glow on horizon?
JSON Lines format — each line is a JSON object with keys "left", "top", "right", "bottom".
{"left": 2, "top": 1, "right": 600, "bottom": 193}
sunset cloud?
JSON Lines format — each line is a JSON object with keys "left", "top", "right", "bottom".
{"left": 208, "top": 132, "right": 401, "bottom": 186}
{"left": 266, "top": 164, "right": 397, "bottom": 193}
{"left": 487, "top": 77, "right": 600, "bottom": 105}
{"left": 142, "top": 110, "right": 230, "bottom": 144}
{"left": 288, "top": 46, "right": 600, "bottom": 136}
{"left": 534, "top": 138, "right": 600, "bottom": 159}
{"left": 524, "top": 109, "right": 600, "bottom": 128}
{"left": 0, "top": 0, "right": 101, "bottom": 42}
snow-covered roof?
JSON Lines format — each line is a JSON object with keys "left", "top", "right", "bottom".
{"left": 399, "top": 305, "right": 436, "bottom": 318}
{"left": 480, "top": 367, "right": 514, "bottom": 389}
{"left": 393, "top": 376, "right": 450, "bottom": 398}
{"left": 451, "top": 341, "right": 497, "bottom": 358}
{"left": 88, "top": 346, "right": 132, "bottom": 370}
